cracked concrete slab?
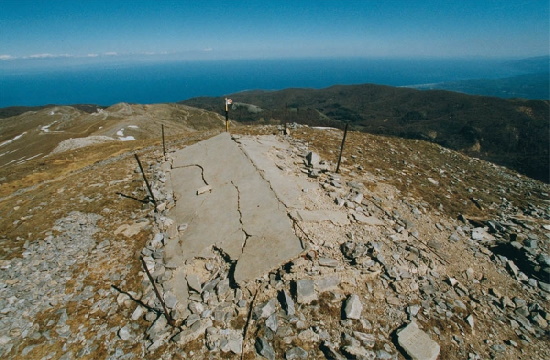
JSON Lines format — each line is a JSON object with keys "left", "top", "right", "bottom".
{"left": 164, "top": 133, "right": 304, "bottom": 289}
{"left": 236, "top": 135, "right": 314, "bottom": 209}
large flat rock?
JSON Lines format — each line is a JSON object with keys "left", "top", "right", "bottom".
{"left": 165, "top": 133, "right": 303, "bottom": 288}
{"left": 397, "top": 321, "right": 440, "bottom": 360}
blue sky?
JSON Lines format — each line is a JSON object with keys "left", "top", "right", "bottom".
{"left": 1, "top": 0, "right": 548, "bottom": 63}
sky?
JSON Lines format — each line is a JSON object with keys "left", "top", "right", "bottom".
{"left": 0, "top": 0, "right": 549, "bottom": 64}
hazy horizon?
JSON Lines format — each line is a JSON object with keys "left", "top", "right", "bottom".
{"left": 1, "top": 1, "right": 548, "bottom": 65}
{"left": 1, "top": 56, "right": 547, "bottom": 108}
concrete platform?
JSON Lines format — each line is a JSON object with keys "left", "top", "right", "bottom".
{"left": 164, "top": 133, "right": 304, "bottom": 289}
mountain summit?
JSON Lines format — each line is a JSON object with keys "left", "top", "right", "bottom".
{"left": 0, "top": 103, "right": 548, "bottom": 359}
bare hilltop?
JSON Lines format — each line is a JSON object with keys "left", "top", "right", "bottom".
{"left": 0, "top": 102, "right": 548, "bottom": 359}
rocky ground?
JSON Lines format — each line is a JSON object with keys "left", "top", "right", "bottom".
{"left": 0, "top": 124, "right": 548, "bottom": 359}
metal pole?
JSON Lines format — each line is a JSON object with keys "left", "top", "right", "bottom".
{"left": 161, "top": 124, "right": 166, "bottom": 160}
{"left": 225, "top": 110, "right": 229, "bottom": 132}
{"left": 225, "top": 98, "right": 229, "bottom": 132}
{"left": 141, "top": 257, "right": 176, "bottom": 327}
{"left": 335, "top": 123, "right": 349, "bottom": 174}
{"left": 134, "top": 154, "right": 157, "bottom": 209}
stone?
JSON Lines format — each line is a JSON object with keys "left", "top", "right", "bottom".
{"left": 172, "top": 318, "right": 212, "bottom": 345}
{"left": 341, "top": 345, "right": 376, "bottom": 359}
{"left": 537, "top": 253, "right": 550, "bottom": 267}
{"left": 266, "top": 313, "right": 278, "bottom": 332}
{"left": 253, "top": 298, "right": 278, "bottom": 320}
{"left": 318, "top": 257, "right": 339, "bottom": 267}
{"left": 146, "top": 315, "right": 168, "bottom": 338}
{"left": 196, "top": 185, "right": 212, "bottom": 195}
{"left": 164, "top": 291, "right": 177, "bottom": 309}
{"left": 525, "top": 239, "right": 538, "bottom": 248}
{"left": 306, "top": 152, "right": 320, "bottom": 167}
{"left": 353, "top": 331, "right": 376, "bottom": 348}
{"left": 321, "top": 341, "right": 347, "bottom": 360}
{"left": 151, "top": 233, "right": 164, "bottom": 247}
{"left": 218, "top": 329, "right": 243, "bottom": 354}
{"left": 376, "top": 350, "right": 393, "bottom": 359}
{"left": 465, "top": 314, "right": 475, "bottom": 329}
{"left": 131, "top": 305, "right": 145, "bottom": 321}
{"left": 407, "top": 305, "right": 421, "bottom": 317}
{"left": 285, "top": 346, "right": 308, "bottom": 359}
{"left": 187, "top": 274, "right": 202, "bottom": 293}
{"left": 118, "top": 325, "right": 132, "bottom": 341}
{"left": 353, "top": 213, "right": 385, "bottom": 226}
{"left": 539, "top": 282, "right": 550, "bottom": 293}
{"left": 189, "top": 301, "right": 204, "bottom": 315}
{"left": 291, "top": 209, "right": 350, "bottom": 226}
{"left": 341, "top": 241, "right": 370, "bottom": 260}
{"left": 465, "top": 267, "right": 475, "bottom": 280}
{"left": 506, "top": 261, "right": 519, "bottom": 277}
{"left": 216, "top": 278, "right": 231, "bottom": 298}
{"left": 351, "top": 192, "right": 364, "bottom": 204}
{"left": 344, "top": 294, "right": 363, "bottom": 320}
{"left": 295, "top": 279, "right": 317, "bottom": 304}
{"left": 255, "top": 337, "right": 275, "bottom": 360}
{"left": 281, "top": 290, "right": 296, "bottom": 316}
{"left": 315, "top": 276, "right": 340, "bottom": 293}
{"left": 397, "top": 322, "right": 440, "bottom": 360}
{"left": 491, "top": 344, "right": 506, "bottom": 352}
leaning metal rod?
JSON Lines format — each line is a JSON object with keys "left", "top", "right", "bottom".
{"left": 335, "top": 122, "right": 349, "bottom": 173}
{"left": 161, "top": 124, "right": 166, "bottom": 160}
{"left": 134, "top": 153, "right": 157, "bottom": 209}
{"left": 140, "top": 256, "right": 176, "bottom": 327}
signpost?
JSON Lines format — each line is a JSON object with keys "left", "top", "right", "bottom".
{"left": 225, "top": 98, "right": 232, "bottom": 132}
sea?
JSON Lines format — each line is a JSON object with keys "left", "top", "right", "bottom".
{"left": 0, "top": 57, "right": 542, "bottom": 108}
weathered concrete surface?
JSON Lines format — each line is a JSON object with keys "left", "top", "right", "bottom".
{"left": 236, "top": 136, "right": 313, "bottom": 209}
{"left": 165, "top": 133, "right": 303, "bottom": 288}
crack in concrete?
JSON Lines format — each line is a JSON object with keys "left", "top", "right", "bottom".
{"left": 172, "top": 164, "right": 209, "bottom": 186}
{"left": 233, "top": 138, "right": 309, "bottom": 251}
{"left": 233, "top": 139, "right": 288, "bottom": 211}
{"left": 231, "top": 181, "right": 252, "bottom": 253}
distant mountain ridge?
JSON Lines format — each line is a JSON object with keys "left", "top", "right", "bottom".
{"left": 180, "top": 84, "right": 549, "bottom": 182}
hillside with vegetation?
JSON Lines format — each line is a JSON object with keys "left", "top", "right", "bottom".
{"left": 180, "top": 84, "right": 550, "bottom": 182}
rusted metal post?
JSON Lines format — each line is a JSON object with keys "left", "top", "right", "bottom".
{"left": 141, "top": 257, "right": 176, "bottom": 327}
{"left": 335, "top": 122, "right": 349, "bottom": 174}
{"left": 161, "top": 124, "right": 166, "bottom": 160}
{"left": 134, "top": 154, "right": 157, "bottom": 209}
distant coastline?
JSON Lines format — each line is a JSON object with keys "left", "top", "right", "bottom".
{"left": 1, "top": 56, "right": 548, "bottom": 108}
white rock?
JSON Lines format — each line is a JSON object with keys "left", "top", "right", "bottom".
{"left": 131, "top": 305, "right": 145, "bottom": 321}
{"left": 118, "top": 325, "right": 132, "bottom": 341}
{"left": 344, "top": 294, "right": 363, "bottom": 320}
{"left": 173, "top": 318, "right": 213, "bottom": 345}
{"left": 465, "top": 314, "right": 474, "bottom": 330}
{"left": 197, "top": 185, "right": 212, "bottom": 195}
{"left": 397, "top": 322, "right": 440, "bottom": 360}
